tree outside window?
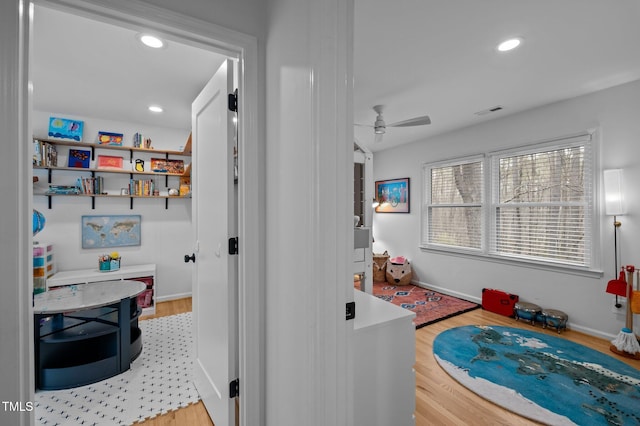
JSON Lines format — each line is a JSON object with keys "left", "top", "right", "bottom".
{"left": 421, "top": 133, "right": 594, "bottom": 270}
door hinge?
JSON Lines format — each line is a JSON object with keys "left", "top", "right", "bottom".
{"left": 229, "top": 378, "right": 239, "bottom": 398}
{"left": 346, "top": 301, "right": 356, "bottom": 320}
{"left": 229, "top": 237, "right": 238, "bottom": 255}
{"left": 228, "top": 89, "right": 238, "bottom": 112}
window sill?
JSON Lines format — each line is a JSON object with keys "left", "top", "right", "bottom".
{"left": 419, "top": 245, "right": 604, "bottom": 279}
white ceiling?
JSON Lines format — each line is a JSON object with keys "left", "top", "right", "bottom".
{"left": 354, "top": 0, "right": 640, "bottom": 151}
{"left": 32, "top": 6, "right": 226, "bottom": 132}
{"left": 33, "top": 2, "right": 640, "bottom": 152}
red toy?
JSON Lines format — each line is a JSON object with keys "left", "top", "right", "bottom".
{"left": 481, "top": 288, "right": 519, "bottom": 317}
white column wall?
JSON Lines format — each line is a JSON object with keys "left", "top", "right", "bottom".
{"left": 265, "top": 0, "right": 353, "bottom": 425}
{"left": 0, "top": 1, "right": 33, "bottom": 425}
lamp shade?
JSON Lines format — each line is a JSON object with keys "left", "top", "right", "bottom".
{"left": 604, "top": 169, "right": 625, "bottom": 216}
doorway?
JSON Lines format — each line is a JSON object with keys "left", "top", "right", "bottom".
{"left": 28, "top": 0, "right": 261, "bottom": 424}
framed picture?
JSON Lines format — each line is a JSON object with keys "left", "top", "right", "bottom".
{"left": 97, "top": 155, "right": 124, "bottom": 169}
{"left": 82, "top": 215, "right": 141, "bottom": 249}
{"left": 150, "top": 158, "right": 185, "bottom": 174}
{"left": 48, "top": 117, "right": 84, "bottom": 141}
{"left": 375, "top": 178, "right": 410, "bottom": 213}
{"left": 97, "top": 131, "right": 124, "bottom": 146}
{"left": 68, "top": 149, "right": 91, "bottom": 168}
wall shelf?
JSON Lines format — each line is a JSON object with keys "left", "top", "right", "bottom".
{"left": 33, "top": 136, "right": 192, "bottom": 209}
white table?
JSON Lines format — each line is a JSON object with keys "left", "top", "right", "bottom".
{"left": 45, "top": 263, "right": 156, "bottom": 315}
{"left": 34, "top": 280, "right": 146, "bottom": 390}
{"left": 34, "top": 280, "right": 145, "bottom": 313}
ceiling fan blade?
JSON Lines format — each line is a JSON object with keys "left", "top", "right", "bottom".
{"left": 388, "top": 115, "right": 431, "bottom": 127}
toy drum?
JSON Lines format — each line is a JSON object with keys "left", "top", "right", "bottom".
{"left": 514, "top": 302, "right": 542, "bottom": 325}
{"left": 542, "top": 309, "right": 568, "bottom": 333}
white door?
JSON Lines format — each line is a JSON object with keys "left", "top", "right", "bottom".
{"left": 191, "top": 58, "right": 238, "bottom": 426}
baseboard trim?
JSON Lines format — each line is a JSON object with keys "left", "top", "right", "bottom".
{"left": 411, "top": 279, "right": 618, "bottom": 341}
{"left": 156, "top": 292, "right": 192, "bottom": 303}
{"left": 412, "top": 280, "right": 481, "bottom": 304}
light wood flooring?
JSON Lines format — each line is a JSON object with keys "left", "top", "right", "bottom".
{"left": 137, "top": 298, "right": 639, "bottom": 426}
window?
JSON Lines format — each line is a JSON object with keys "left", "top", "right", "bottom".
{"left": 423, "top": 157, "right": 484, "bottom": 251}
{"left": 421, "top": 133, "right": 595, "bottom": 270}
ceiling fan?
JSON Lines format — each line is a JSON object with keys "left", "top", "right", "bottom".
{"left": 355, "top": 105, "right": 431, "bottom": 143}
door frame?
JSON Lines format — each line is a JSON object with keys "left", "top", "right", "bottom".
{"left": 26, "top": 1, "right": 262, "bottom": 424}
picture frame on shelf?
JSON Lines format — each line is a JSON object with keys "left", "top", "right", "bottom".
{"left": 150, "top": 158, "right": 184, "bottom": 174}
{"left": 97, "top": 131, "right": 124, "bottom": 146}
{"left": 68, "top": 149, "right": 91, "bottom": 168}
{"left": 374, "top": 178, "right": 410, "bottom": 213}
{"left": 97, "top": 155, "right": 124, "bottom": 170}
{"left": 48, "top": 117, "right": 83, "bottom": 141}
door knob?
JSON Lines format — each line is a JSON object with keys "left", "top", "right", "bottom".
{"left": 184, "top": 253, "right": 196, "bottom": 263}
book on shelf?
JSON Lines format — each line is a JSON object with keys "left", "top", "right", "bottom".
{"left": 47, "top": 185, "right": 80, "bottom": 195}
{"left": 129, "top": 178, "right": 156, "bottom": 196}
{"left": 76, "top": 176, "right": 104, "bottom": 194}
{"left": 33, "top": 139, "right": 58, "bottom": 167}
{"left": 133, "top": 132, "right": 152, "bottom": 149}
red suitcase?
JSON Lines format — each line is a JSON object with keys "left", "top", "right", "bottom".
{"left": 481, "top": 288, "right": 519, "bottom": 317}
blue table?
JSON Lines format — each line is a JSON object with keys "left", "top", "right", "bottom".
{"left": 33, "top": 280, "right": 145, "bottom": 390}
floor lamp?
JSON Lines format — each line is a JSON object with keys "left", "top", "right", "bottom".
{"left": 604, "top": 170, "right": 625, "bottom": 308}
{"left": 604, "top": 170, "right": 639, "bottom": 357}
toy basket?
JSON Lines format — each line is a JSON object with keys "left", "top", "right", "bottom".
{"left": 99, "top": 255, "right": 121, "bottom": 272}
{"left": 373, "top": 252, "right": 389, "bottom": 282}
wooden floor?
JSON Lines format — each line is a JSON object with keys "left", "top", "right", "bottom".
{"left": 138, "top": 298, "right": 638, "bottom": 426}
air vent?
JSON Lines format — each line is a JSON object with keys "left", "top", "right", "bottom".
{"left": 474, "top": 105, "right": 504, "bottom": 116}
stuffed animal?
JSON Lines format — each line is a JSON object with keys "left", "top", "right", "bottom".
{"left": 385, "top": 256, "right": 412, "bottom": 286}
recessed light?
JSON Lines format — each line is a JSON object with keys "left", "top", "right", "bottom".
{"left": 137, "top": 34, "right": 165, "bottom": 49}
{"left": 497, "top": 38, "right": 522, "bottom": 52}
{"left": 148, "top": 105, "right": 163, "bottom": 113}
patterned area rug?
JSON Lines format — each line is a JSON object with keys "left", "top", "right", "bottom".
{"left": 35, "top": 312, "right": 200, "bottom": 425}
{"left": 373, "top": 282, "right": 480, "bottom": 329}
{"left": 433, "top": 325, "right": 640, "bottom": 425}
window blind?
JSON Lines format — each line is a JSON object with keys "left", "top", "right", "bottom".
{"left": 490, "top": 135, "right": 593, "bottom": 266}
{"left": 423, "top": 158, "right": 484, "bottom": 250}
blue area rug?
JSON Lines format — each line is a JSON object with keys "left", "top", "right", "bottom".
{"left": 433, "top": 326, "right": 640, "bottom": 426}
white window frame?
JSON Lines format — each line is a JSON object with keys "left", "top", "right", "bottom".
{"left": 421, "top": 131, "right": 600, "bottom": 275}
{"left": 421, "top": 155, "right": 485, "bottom": 254}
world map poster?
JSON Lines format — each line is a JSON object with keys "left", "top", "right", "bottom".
{"left": 82, "top": 215, "right": 141, "bottom": 248}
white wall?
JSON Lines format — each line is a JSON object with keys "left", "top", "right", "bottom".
{"left": 0, "top": 2, "right": 32, "bottom": 424}
{"left": 372, "top": 79, "right": 640, "bottom": 340}
{"left": 265, "top": 0, "right": 353, "bottom": 424}
{"left": 33, "top": 110, "right": 193, "bottom": 300}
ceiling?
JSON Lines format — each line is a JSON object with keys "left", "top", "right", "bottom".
{"left": 32, "top": 6, "right": 227, "bottom": 132}
{"left": 33, "top": 2, "right": 640, "bottom": 152}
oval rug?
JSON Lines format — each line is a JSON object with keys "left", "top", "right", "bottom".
{"left": 433, "top": 325, "right": 640, "bottom": 426}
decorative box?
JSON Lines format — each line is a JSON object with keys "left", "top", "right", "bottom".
{"left": 137, "top": 289, "right": 153, "bottom": 308}
{"left": 99, "top": 254, "right": 121, "bottom": 272}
